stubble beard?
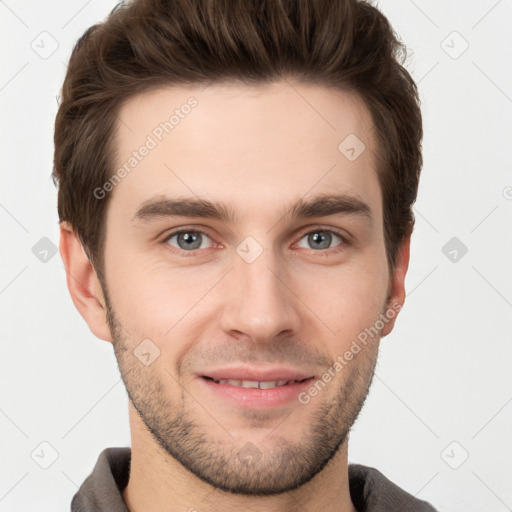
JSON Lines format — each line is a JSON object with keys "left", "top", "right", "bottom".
{"left": 104, "top": 294, "right": 380, "bottom": 496}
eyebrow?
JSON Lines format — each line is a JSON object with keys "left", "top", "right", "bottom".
{"left": 131, "top": 193, "right": 373, "bottom": 225}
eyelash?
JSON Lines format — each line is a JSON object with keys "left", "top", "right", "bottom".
{"left": 161, "top": 226, "right": 350, "bottom": 258}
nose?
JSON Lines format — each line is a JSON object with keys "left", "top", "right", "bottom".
{"left": 218, "top": 245, "right": 302, "bottom": 344}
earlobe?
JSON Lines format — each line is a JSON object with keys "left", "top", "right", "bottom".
{"left": 381, "top": 234, "right": 411, "bottom": 337}
{"left": 59, "top": 221, "right": 113, "bottom": 342}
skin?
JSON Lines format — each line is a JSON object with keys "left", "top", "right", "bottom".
{"left": 60, "top": 80, "right": 410, "bottom": 512}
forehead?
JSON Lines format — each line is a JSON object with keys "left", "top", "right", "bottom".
{"left": 109, "top": 80, "right": 381, "bottom": 226}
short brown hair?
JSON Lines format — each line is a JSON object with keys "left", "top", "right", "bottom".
{"left": 53, "top": 0, "right": 422, "bottom": 283}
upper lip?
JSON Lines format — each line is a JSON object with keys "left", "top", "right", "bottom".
{"left": 200, "top": 367, "right": 315, "bottom": 382}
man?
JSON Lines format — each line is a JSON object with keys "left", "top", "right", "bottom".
{"left": 54, "top": 0, "right": 437, "bottom": 510}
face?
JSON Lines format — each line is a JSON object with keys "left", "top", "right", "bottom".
{"left": 97, "top": 80, "right": 403, "bottom": 495}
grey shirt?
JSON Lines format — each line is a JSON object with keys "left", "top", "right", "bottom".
{"left": 71, "top": 447, "right": 438, "bottom": 511}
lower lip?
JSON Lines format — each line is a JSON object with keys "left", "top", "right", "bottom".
{"left": 199, "top": 377, "right": 314, "bottom": 409}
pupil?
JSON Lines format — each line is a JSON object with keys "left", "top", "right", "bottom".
{"left": 179, "top": 232, "right": 200, "bottom": 250}
{"left": 310, "top": 231, "right": 330, "bottom": 250}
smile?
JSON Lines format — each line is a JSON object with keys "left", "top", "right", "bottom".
{"left": 199, "top": 374, "right": 315, "bottom": 409}
{"left": 205, "top": 377, "right": 309, "bottom": 389}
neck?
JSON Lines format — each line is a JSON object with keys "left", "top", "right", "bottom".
{"left": 122, "top": 404, "right": 357, "bottom": 512}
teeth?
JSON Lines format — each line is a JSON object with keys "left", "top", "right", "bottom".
{"left": 214, "top": 378, "right": 296, "bottom": 389}
{"left": 259, "top": 381, "right": 278, "bottom": 389}
{"left": 241, "top": 380, "right": 259, "bottom": 388}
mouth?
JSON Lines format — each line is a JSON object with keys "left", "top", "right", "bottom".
{"left": 198, "top": 369, "right": 315, "bottom": 409}
{"left": 203, "top": 376, "right": 311, "bottom": 389}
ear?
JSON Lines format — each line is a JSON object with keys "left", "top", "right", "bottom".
{"left": 381, "top": 233, "right": 411, "bottom": 337}
{"left": 59, "top": 221, "right": 113, "bottom": 342}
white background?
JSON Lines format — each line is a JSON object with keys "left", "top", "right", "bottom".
{"left": 1, "top": 1, "right": 511, "bottom": 510}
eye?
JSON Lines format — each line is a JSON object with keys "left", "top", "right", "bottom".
{"left": 164, "top": 229, "right": 214, "bottom": 253}
{"left": 296, "top": 229, "right": 346, "bottom": 252}
{"left": 162, "top": 226, "right": 348, "bottom": 257}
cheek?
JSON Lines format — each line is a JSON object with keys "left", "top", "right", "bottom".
{"left": 105, "top": 228, "right": 389, "bottom": 352}
{"left": 294, "top": 263, "right": 388, "bottom": 351}
{"left": 107, "top": 257, "right": 219, "bottom": 340}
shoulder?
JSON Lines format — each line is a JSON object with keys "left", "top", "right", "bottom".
{"left": 348, "top": 463, "right": 439, "bottom": 512}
